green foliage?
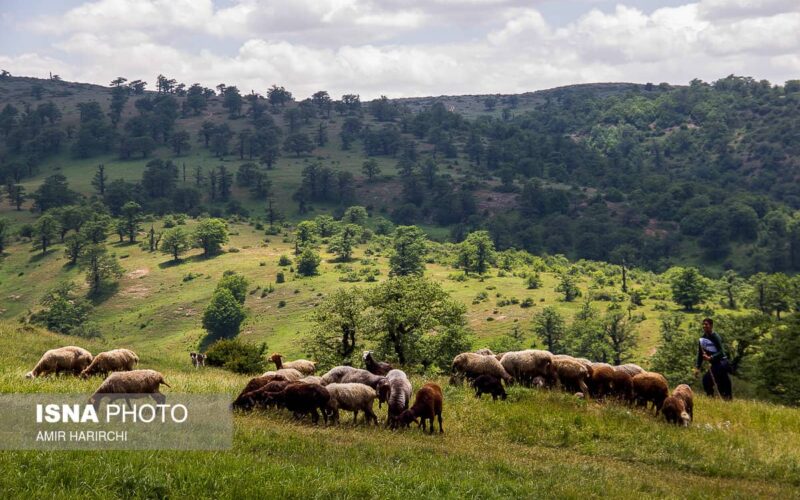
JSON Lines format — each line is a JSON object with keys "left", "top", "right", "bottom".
{"left": 33, "top": 213, "right": 60, "bottom": 254}
{"left": 305, "top": 287, "right": 368, "bottom": 368}
{"left": 296, "top": 248, "right": 321, "bottom": 276}
{"left": 276, "top": 271, "right": 285, "bottom": 283}
{"left": 342, "top": 206, "right": 368, "bottom": 226}
{"left": 204, "top": 338, "right": 266, "bottom": 374}
{"left": 278, "top": 255, "right": 292, "bottom": 266}
{"left": 160, "top": 227, "right": 190, "bottom": 261}
{"left": 328, "top": 224, "right": 360, "bottom": 261}
{"left": 389, "top": 225, "right": 427, "bottom": 276}
{"left": 669, "top": 267, "right": 711, "bottom": 311}
{"left": 532, "top": 306, "right": 566, "bottom": 353}
{"left": 457, "top": 230, "right": 495, "bottom": 275}
{"left": 79, "top": 244, "right": 124, "bottom": 295}
{"left": 565, "top": 301, "right": 607, "bottom": 361}
{"left": 0, "top": 217, "right": 8, "bottom": 254}
{"left": 489, "top": 324, "right": 527, "bottom": 353}
{"left": 758, "top": 316, "right": 800, "bottom": 405}
{"left": 202, "top": 288, "right": 246, "bottom": 339}
{"left": 556, "top": 272, "right": 581, "bottom": 302}
{"left": 366, "top": 276, "right": 467, "bottom": 365}
{"left": 30, "top": 282, "right": 93, "bottom": 335}
{"left": 216, "top": 271, "right": 249, "bottom": 305}
{"left": 193, "top": 218, "right": 229, "bottom": 256}
{"left": 526, "top": 272, "right": 542, "bottom": 289}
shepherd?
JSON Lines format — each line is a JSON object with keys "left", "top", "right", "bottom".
{"left": 694, "top": 318, "right": 732, "bottom": 400}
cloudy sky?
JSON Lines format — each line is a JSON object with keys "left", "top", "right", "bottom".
{"left": 1, "top": 0, "right": 799, "bottom": 99}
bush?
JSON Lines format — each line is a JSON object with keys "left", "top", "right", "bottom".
{"left": 296, "top": 248, "right": 321, "bottom": 276}
{"left": 278, "top": 300, "right": 286, "bottom": 308}
{"left": 276, "top": 271, "right": 285, "bottom": 283}
{"left": 520, "top": 298, "right": 535, "bottom": 308}
{"left": 205, "top": 339, "right": 266, "bottom": 374}
{"left": 30, "top": 282, "right": 92, "bottom": 335}
{"left": 202, "top": 288, "right": 246, "bottom": 339}
{"left": 278, "top": 255, "right": 292, "bottom": 266}
{"left": 217, "top": 271, "right": 249, "bottom": 304}
{"left": 526, "top": 273, "right": 542, "bottom": 289}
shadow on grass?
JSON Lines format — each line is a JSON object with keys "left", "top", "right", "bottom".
{"left": 158, "top": 258, "right": 185, "bottom": 269}
{"left": 28, "top": 249, "right": 57, "bottom": 263}
{"left": 88, "top": 282, "right": 119, "bottom": 305}
{"left": 110, "top": 240, "right": 138, "bottom": 248}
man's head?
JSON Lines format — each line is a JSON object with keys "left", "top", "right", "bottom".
{"left": 702, "top": 318, "right": 713, "bottom": 335}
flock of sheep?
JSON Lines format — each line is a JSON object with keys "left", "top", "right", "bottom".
{"left": 23, "top": 344, "right": 693, "bottom": 431}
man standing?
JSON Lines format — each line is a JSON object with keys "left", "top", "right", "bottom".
{"left": 694, "top": 318, "right": 733, "bottom": 400}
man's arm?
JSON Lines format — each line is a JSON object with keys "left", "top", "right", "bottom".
{"left": 696, "top": 341, "right": 704, "bottom": 369}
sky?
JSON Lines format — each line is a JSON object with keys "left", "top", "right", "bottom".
{"left": 1, "top": 0, "right": 799, "bottom": 100}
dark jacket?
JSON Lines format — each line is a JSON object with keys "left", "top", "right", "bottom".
{"left": 696, "top": 331, "right": 727, "bottom": 369}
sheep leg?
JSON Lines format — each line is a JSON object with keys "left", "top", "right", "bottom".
{"left": 352, "top": 410, "right": 358, "bottom": 425}
{"left": 437, "top": 413, "right": 444, "bottom": 433}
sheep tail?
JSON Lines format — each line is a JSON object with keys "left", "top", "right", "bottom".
{"left": 160, "top": 377, "right": 171, "bottom": 388}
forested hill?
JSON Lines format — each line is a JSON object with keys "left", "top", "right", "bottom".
{"left": 1, "top": 73, "right": 799, "bottom": 275}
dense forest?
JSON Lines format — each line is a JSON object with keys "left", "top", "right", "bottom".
{"left": 2, "top": 73, "right": 800, "bottom": 275}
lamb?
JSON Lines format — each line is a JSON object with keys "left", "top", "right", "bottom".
{"left": 269, "top": 353, "right": 316, "bottom": 375}
{"left": 471, "top": 374, "right": 507, "bottom": 400}
{"left": 451, "top": 352, "right": 512, "bottom": 385}
{"left": 499, "top": 350, "right": 555, "bottom": 386}
{"left": 383, "top": 369, "right": 413, "bottom": 429}
{"left": 552, "top": 356, "right": 591, "bottom": 398}
{"left": 80, "top": 349, "right": 139, "bottom": 378}
{"left": 321, "top": 365, "right": 359, "bottom": 385}
{"left": 89, "top": 369, "right": 170, "bottom": 408}
{"left": 190, "top": 352, "right": 206, "bottom": 368}
{"left": 632, "top": 372, "right": 670, "bottom": 415}
{"left": 588, "top": 364, "right": 615, "bottom": 399}
{"left": 261, "top": 368, "right": 304, "bottom": 382}
{"left": 609, "top": 367, "right": 634, "bottom": 403}
{"left": 263, "top": 382, "right": 331, "bottom": 424}
{"left": 25, "top": 346, "right": 93, "bottom": 378}
{"left": 662, "top": 384, "right": 693, "bottom": 426}
{"left": 324, "top": 383, "right": 379, "bottom": 425}
{"left": 397, "top": 383, "right": 444, "bottom": 434}
{"left": 616, "top": 363, "right": 645, "bottom": 378}
{"left": 362, "top": 351, "right": 393, "bottom": 375}
{"left": 232, "top": 380, "right": 291, "bottom": 411}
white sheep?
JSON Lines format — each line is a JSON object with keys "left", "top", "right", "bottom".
{"left": 25, "top": 346, "right": 93, "bottom": 378}
{"left": 321, "top": 366, "right": 359, "bottom": 385}
{"left": 80, "top": 349, "right": 139, "bottom": 378}
{"left": 324, "top": 383, "right": 379, "bottom": 425}
{"left": 499, "top": 349, "right": 554, "bottom": 386}
{"left": 451, "top": 352, "right": 512, "bottom": 385}
{"left": 383, "top": 369, "right": 412, "bottom": 428}
{"left": 269, "top": 353, "right": 316, "bottom": 375}
{"left": 261, "top": 368, "right": 304, "bottom": 382}
{"left": 89, "top": 369, "right": 170, "bottom": 407}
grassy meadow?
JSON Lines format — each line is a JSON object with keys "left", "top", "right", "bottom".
{"left": 1, "top": 325, "right": 799, "bottom": 498}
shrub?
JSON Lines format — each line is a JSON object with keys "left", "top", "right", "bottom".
{"left": 276, "top": 271, "right": 285, "bottom": 283}
{"left": 526, "top": 273, "right": 542, "bottom": 289}
{"left": 278, "top": 255, "right": 292, "bottom": 266}
{"left": 278, "top": 300, "right": 286, "bottom": 308}
{"left": 296, "top": 248, "right": 321, "bottom": 276}
{"left": 202, "top": 288, "right": 246, "bottom": 339}
{"left": 205, "top": 338, "right": 266, "bottom": 374}
{"left": 520, "top": 298, "right": 535, "bottom": 308}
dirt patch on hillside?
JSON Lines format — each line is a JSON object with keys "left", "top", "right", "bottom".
{"left": 120, "top": 284, "right": 150, "bottom": 298}
{"left": 127, "top": 268, "right": 149, "bottom": 279}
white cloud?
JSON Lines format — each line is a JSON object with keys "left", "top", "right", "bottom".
{"left": 4, "top": 0, "right": 800, "bottom": 99}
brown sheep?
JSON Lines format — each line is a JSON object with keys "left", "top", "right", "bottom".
{"left": 632, "top": 372, "right": 670, "bottom": 415}
{"left": 552, "top": 357, "right": 590, "bottom": 398}
{"left": 233, "top": 374, "right": 289, "bottom": 406}
{"left": 80, "top": 349, "right": 139, "bottom": 378}
{"left": 25, "top": 346, "right": 93, "bottom": 378}
{"left": 89, "top": 369, "right": 170, "bottom": 408}
{"left": 232, "top": 380, "right": 291, "bottom": 411}
{"left": 451, "top": 352, "right": 512, "bottom": 385}
{"left": 262, "top": 382, "right": 331, "bottom": 424}
{"left": 588, "top": 364, "right": 615, "bottom": 399}
{"left": 616, "top": 363, "right": 645, "bottom": 378}
{"left": 269, "top": 353, "right": 316, "bottom": 375}
{"left": 663, "top": 384, "right": 694, "bottom": 426}
{"left": 397, "top": 383, "right": 443, "bottom": 434}
{"left": 609, "top": 368, "right": 634, "bottom": 403}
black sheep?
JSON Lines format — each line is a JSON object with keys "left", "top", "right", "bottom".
{"left": 362, "top": 351, "right": 393, "bottom": 376}
{"left": 471, "top": 375, "right": 507, "bottom": 401}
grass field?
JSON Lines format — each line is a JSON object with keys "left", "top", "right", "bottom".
{"left": 0, "top": 324, "right": 798, "bottom": 498}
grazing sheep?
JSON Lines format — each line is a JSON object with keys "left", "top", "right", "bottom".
{"left": 297, "top": 376, "right": 324, "bottom": 385}
{"left": 269, "top": 353, "right": 316, "bottom": 375}
{"left": 321, "top": 366, "right": 359, "bottom": 385}
{"left": 383, "top": 369, "right": 413, "bottom": 428}
{"left": 190, "top": 352, "right": 206, "bottom": 368}
{"left": 471, "top": 374, "right": 507, "bottom": 401}
{"left": 362, "top": 351, "right": 393, "bottom": 375}
{"left": 552, "top": 357, "right": 591, "bottom": 398}
{"left": 610, "top": 367, "right": 635, "bottom": 403}
{"left": 616, "top": 363, "right": 645, "bottom": 378}
{"left": 233, "top": 374, "right": 289, "bottom": 408}
{"left": 25, "top": 346, "right": 93, "bottom": 379}
{"left": 324, "top": 383, "right": 379, "bottom": 425}
{"left": 663, "top": 384, "right": 694, "bottom": 426}
{"left": 499, "top": 350, "right": 555, "bottom": 386}
{"left": 261, "top": 368, "right": 304, "bottom": 382}
{"left": 80, "top": 349, "right": 139, "bottom": 378}
{"left": 397, "top": 383, "right": 444, "bottom": 434}
{"left": 267, "top": 382, "right": 331, "bottom": 424}
{"left": 451, "top": 352, "right": 512, "bottom": 385}
{"left": 340, "top": 368, "right": 386, "bottom": 389}
{"left": 475, "top": 348, "right": 495, "bottom": 356}
{"left": 89, "top": 369, "right": 170, "bottom": 407}
{"left": 232, "top": 380, "right": 292, "bottom": 411}
{"left": 632, "top": 372, "right": 670, "bottom": 415}
{"left": 588, "top": 364, "right": 615, "bottom": 399}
